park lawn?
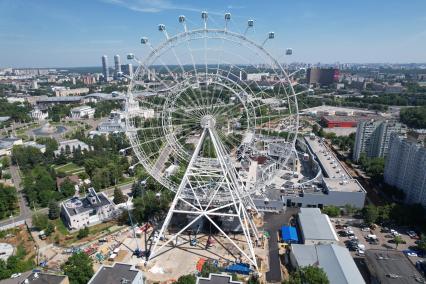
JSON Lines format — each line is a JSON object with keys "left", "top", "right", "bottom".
{"left": 52, "top": 218, "right": 69, "bottom": 235}
{"left": 54, "top": 163, "right": 85, "bottom": 174}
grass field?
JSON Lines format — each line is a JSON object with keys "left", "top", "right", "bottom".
{"left": 54, "top": 162, "right": 85, "bottom": 175}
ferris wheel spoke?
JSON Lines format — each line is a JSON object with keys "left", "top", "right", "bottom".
{"left": 168, "top": 44, "right": 212, "bottom": 115}
{"left": 170, "top": 96, "right": 206, "bottom": 119}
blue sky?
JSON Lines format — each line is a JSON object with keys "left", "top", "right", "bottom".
{"left": 0, "top": 0, "right": 425, "bottom": 67}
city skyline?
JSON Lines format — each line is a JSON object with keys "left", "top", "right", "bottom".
{"left": 1, "top": 0, "right": 426, "bottom": 68}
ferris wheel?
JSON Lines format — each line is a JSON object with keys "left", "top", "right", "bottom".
{"left": 124, "top": 11, "right": 302, "bottom": 269}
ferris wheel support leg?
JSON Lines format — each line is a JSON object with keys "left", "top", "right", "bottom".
{"left": 208, "top": 128, "right": 258, "bottom": 269}
{"left": 148, "top": 129, "right": 207, "bottom": 262}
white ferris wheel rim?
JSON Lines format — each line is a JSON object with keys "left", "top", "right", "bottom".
{"left": 126, "top": 26, "right": 300, "bottom": 193}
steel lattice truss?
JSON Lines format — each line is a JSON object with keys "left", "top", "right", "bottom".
{"left": 149, "top": 126, "right": 259, "bottom": 268}
{"left": 124, "top": 11, "right": 304, "bottom": 270}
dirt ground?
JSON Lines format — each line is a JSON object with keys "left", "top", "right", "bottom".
{"left": 0, "top": 225, "right": 37, "bottom": 261}
{"left": 104, "top": 230, "right": 269, "bottom": 283}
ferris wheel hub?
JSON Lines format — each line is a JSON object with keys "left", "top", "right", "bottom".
{"left": 200, "top": 114, "right": 216, "bottom": 129}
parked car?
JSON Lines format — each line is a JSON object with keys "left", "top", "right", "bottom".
{"left": 357, "top": 249, "right": 365, "bottom": 256}
{"left": 404, "top": 250, "right": 418, "bottom": 257}
{"left": 10, "top": 273, "right": 21, "bottom": 279}
{"left": 357, "top": 244, "right": 366, "bottom": 250}
{"left": 407, "top": 231, "right": 419, "bottom": 239}
{"left": 381, "top": 227, "right": 390, "bottom": 233}
{"left": 367, "top": 234, "right": 377, "bottom": 240}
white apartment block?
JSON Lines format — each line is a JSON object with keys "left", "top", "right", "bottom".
{"left": 384, "top": 134, "right": 426, "bottom": 206}
{"left": 61, "top": 188, "right": 115, "bottom": 229}
{"left": 353, "top": 120, "right": 405, "bottom": 162}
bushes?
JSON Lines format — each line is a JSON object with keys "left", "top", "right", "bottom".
{"left": 77, "top": 227, "right": 89, "bottom": 239}
{"left": 0, "top": 245, "right": 34, "bottom": 280}
{"left": 0, "top": 184, "right": 17, "bottom": 220}
{"left": 62, "top": 252, "right": 94, "bottom": 284}
{"left": 322, "top": 206, "right": 341, "bottom": 217}
{"left": 400, "top": 106, "right": 426, "bottom": 129}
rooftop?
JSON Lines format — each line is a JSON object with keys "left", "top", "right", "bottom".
{"left": 0, "top": 116, "right": 11, "bottom": 122}
{"left": 196, "top": 273, "right": 243, "bottom": 284}
{"left": 323, "top": 178, "right": 365, "bottom": 193}
{"left": 62, "top": 189, "right": 113, "bottom": 217}
{"left": 301, "top": 105, "right": 374, "bottom": 116}
{"left": 71, "top": 105, "right": 93, "bottom": 112}
{"left": 290, "top": 244, "right": 365, "bottom": 284}
{"left": 304, "top": 136, "right": 366, "bottom": 194}
{"left": 88, "top": 263, "right": 141, "bottom": 284}
{"left": 298, "top": 208, "right": 339, "bottom": 242}
{"left": 322, "top": 115, "right": 383, "bottom": 123}
{"left": 0, "top": 272, "right": 68, "bottom": 284}
{"left": 365, "top": 249, "right": 425, "bottom": 284}
{"left": 305, "top": 136, "right": 350, "bottom": 179}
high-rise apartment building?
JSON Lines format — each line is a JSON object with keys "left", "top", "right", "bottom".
{"left": 114, "top": 55, "right": 121, "bottom": 78}
{"left": 353, "top": 120, "right": 405, "bottom": 161}
{"left": 384, "top": 134, "right": 426, "bottom": 206}
{"left": 101, "top": 55, "right": 109, "bottom": 82}
{"left": 121, "top": 64, "right": 133, "bottom": 78}
{"left": 306, "top": 67, "right": 338, "bottom": 86}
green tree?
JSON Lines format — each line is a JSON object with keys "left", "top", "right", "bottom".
{"left": 283, "top": 266, "right": 329, "bottom": 284}
{"left": 417, "top": 235, "right": 426, "bottom": 253}
{"left": 113, "top": 187, "right": 127, "bottom": 204}
{"left": 173, "top": 274, "right": 196, "bottom": 284}
{"left": 48, "top": 201, "right": 60, "bottom": 220}
{"left": 62, "top": 252, "right": 94, "bottom": 284}
{"left": 0, "top": 259, "right": 11, "bottom": 280}
{"left": 394, "top": 235, "right": 404, "bottom": 249}
{"left": 32, "top": 212, "right": 49, "bottom": 231}
{"left": 362, "top": 205, "right": 379, "bottom": 225}
{"left": 322, "top": 206, "right": 340, "bottom": 217}
{"left": 77, "top": 227, "right": 89, "bottom": 239}
{"left": 60, "top": 178, "right": 76, "bottom": 198}
{"left": 248, "top": 275, "right": 260, "bottom": 284}
{"left": 45, "top": 222, "right": 55, "bottom": 236}
{"left": 200, "top": 261, "right": 220, "bottom": 278}
{"left": 132, "top": 190, "right": 172, "bottom": 223}
{"left": 400, "top": 106, "right": 426, "bottom": 129}
{"left": 0, "top": 184, "right": 17, "bottom": 220}
{"left": 1, "top": 157, "right": 10, "bottom": 168}
{"left": 131, "top": 181, "right": 144, "bottom": 197}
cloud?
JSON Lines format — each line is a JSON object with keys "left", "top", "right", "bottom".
{"left": 102, "top": 0, "right": 201, "bottom": 13}
{"left": 227, "top": 5, "right": 245, "bottom": 9}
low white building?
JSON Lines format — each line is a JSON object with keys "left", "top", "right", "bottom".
{"left": 30, "top": 108, "right": 49, "bottom": 121}
{"left": 61, "top": 188, "right": 115, "bottom": 229}
{"left": 297, "top": 208, "right": 339, "bottom": 245}
{"left": 289, "top": 244, "right": 365, "bottom": 284}
{"left": 54, "top": 139, "right": 90, "bottom": 156}
{"left": 70, "top": 105, "right": 95, "bottom": 119}
{"left": 0, "top": 137, "right": 23, "bottom": 156}
{"left": 22, "top": 141, "right": 46, "bottom": 153}
{"left": 96, "top": 110, "right": 125, "bottom": 133}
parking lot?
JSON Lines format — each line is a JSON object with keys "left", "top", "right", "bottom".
{"left": 330, "top": 217, "right": 424, "bottom": 265}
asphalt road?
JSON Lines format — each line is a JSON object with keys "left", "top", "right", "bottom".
{"left": 0, "top": 165, "right": 36, "bottom": 227}
{"left": 263, "top": 208, "right": 298, "bottom": 283}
